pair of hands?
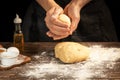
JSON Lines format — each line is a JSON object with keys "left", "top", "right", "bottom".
{"left": 45, "top": 1, "right": 81, "bottom": 40}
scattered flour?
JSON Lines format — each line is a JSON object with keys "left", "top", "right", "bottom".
{"left": 20, "top": 45, "right": 120, "bottom": 80}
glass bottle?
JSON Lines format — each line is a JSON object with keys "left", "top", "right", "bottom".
{"left": 13, "top": 14, "right": 24, "bottom": 54}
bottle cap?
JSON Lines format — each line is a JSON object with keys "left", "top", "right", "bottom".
{"left": 14, "top": 14, "right": 22, "bottom": 24}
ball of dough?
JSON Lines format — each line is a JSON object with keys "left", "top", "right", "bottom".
{"left": 54, "top": 42, "right": 90, "bottom": 63}
{"left": 58, "top": 14, "right": 71, "bottom": 27}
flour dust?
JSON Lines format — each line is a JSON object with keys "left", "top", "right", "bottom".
{"left": 20, "top": 45, "right": 120, "bottom": 80}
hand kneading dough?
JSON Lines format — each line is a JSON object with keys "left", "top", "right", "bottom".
{"left": 58, "top": 14, "right": 71, "bottom": 27}
{"left": 54, "top": 42, "right": 90, "bottom": 63}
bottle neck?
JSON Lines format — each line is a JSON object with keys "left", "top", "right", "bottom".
{"left": 15, "top": 23, "right": 22, "bottom": 33}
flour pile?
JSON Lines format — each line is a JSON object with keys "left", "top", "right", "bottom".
{"left": 20, "top": 45, "right": 120, "bottom": 80}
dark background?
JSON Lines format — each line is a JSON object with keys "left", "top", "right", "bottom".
{"left": 0, "top": 0, "right": 120, "bottom": 42}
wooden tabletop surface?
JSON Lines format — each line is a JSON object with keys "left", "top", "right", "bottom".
{"left": 0, "top": 42, "right": 120, "bottom": 80}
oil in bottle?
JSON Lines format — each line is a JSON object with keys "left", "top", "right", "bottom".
{"left": 13, "top": 14, "right": 24, "bottom": 54}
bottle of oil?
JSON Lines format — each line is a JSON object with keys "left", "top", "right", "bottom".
{"left": 13, "top": 14, "right": 24, "bottom": 54}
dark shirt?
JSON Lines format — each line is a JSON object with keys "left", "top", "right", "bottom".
{"left": 22, "top": 0, "right": 118, "bottom": 42}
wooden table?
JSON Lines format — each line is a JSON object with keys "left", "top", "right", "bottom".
{"left": 0, "top": 42, "right": 120, "bottom": 80}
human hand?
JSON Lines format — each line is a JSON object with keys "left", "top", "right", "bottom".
{"left": 45, "top": 7, "right": 71, "bottom": 40}
{"left": 45, "top": 7, "right": 70, "bottom": 37}
{"left": 64, "top": 1, "right": 81, "bottom": 34}
{"left": 46, "top": 31, "right": 70, "bottom": 40}
{"left": 46, "top": 13, "right": 71, "bottom": 40}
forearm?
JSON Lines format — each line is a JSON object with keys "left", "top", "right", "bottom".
{"left": 71, "top": 0, "right": 91, "bottom": 10}
{"left": 36, "top": 0, "right": 60, "bottom": 11}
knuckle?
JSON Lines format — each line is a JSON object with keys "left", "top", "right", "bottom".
{"left": 51, "top": 17, "right": 57, "bottom": 23}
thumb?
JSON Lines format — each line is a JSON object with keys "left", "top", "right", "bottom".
{"left": 52, "top": 7, "right": 63, "bottom": 18}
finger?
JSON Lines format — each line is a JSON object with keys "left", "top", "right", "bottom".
{"left": 51, "top": 8, "right": 69, "bottom": 28}
{"left": 51, "top": 15, "right": 69, "bottom": 28}
{"left": 53, "top": 34, "right": 69, "bottom": 40}
{"left": 46, "top": 21, "right": 70, "bottom": 36}
{"left": 51, "top": 25, "right": 70, "bottom": 35}
{"left": 46, "top": 31, "right": 53, "bottom": 37}
{"left": 47, "top": 31, "right": 69, "bottom": 40}
{"left": 53, "top": 7, "right": 63, "bottom": 17}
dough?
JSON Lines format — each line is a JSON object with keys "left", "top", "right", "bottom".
{"left": 58, "top": 14, "right": 71, "bottom": 27}
{"left": 54, "top": 42, "right": 90, "bottom": 63}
